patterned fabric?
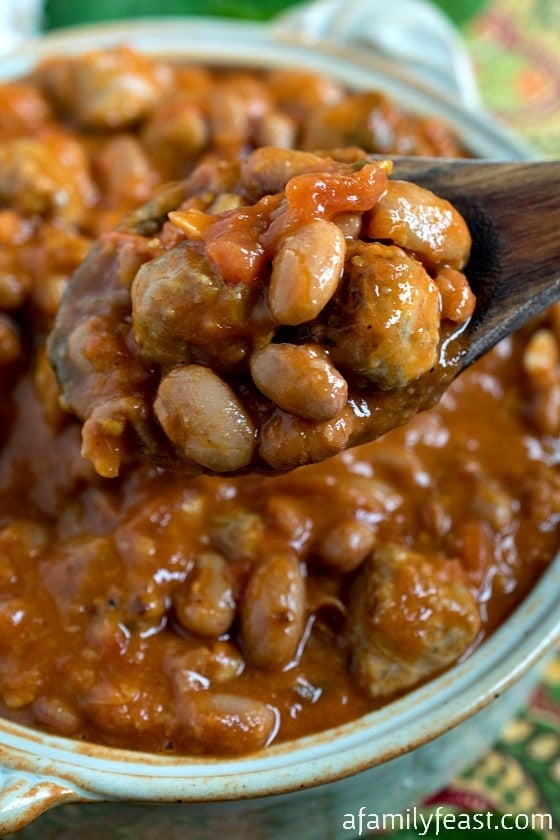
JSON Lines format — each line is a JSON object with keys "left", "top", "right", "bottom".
{"left": 392, "top": 4, "right": 560, "bottom": 828}
{"left": 464, "top": 0, "right": 560, "bottom": 156}
{"left": 418, "top": 652, "right": 560, "bottom": 837}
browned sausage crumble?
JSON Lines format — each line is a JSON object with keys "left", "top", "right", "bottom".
{"left": 0, "top": 47, "right": 558, "bottom": 757}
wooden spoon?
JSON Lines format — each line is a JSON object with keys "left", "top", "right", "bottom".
{"left": 387, "top": 157, "right": 560, "bottom": 371}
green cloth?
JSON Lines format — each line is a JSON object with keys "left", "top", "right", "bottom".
{"left": 43, "top": 0, "right": 487, "bottom": 30}
{"left": 43, "top": 0, "right": 301, "bottom": 28}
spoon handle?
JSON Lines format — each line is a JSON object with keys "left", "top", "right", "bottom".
{"left": 389, "top": 158, "right": 560, "bottom": 368}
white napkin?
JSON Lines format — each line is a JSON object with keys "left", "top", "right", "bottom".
{"left": 0, "top": 0, "right": 43, "bottom": 54}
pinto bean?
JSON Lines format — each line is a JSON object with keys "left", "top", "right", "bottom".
{"left": 173, "top": 551, "right": 236, "bottom": 637}
{"left": 94, "top": 134, "right": 161, "bottom": 212}
{"left": 154, "top": 364, "right": 256, "bottom": 472}
{"left": 0, "top": 314, "right": 22, "bottom": 365}
{"left": 335, "top": 212, "right": 363, "bottom": 239}
{"left": 253, "top": 110, "right": 297, "bottom": 149}
{"left": 258, "top": 406, "right": 354, "bottom": 471}
{"left": 266, "top": 70, "right": 344, "bottom": 118}
{"left": 240, "top": 147, "right": 325, "bottom": 197}
{"left": 316, "top": 518, "right": 376, "bottom": 573}
{"left": 366, "top": 180, "right": 472, "bottom": 271}
{"left": 263, "top": 495, "right": 312, "bottom": 546}
{"left": 176, "top": 691, "right": 278, "bottom": 754}
{"left": 250, "top": 342, "right": 348, "bottom": 421}
{"left": 471, "top": 479, "right": 517, "bottom": 532}
{"left": 240, "top": 552, "right": 306, "bottom": 669}
{"left": 268, "top": 219, "right": 345, "bottom": 324}
{"left": 523, "top": 327, "right": 560, "bottom": 435}
{"left": 209, "top": 510, "right": 265, "bottom": 561}
{"left": 32, "top": 694, "right": 82, "bottom": 735}
{"left": 164, "top": 641, "right": 244, "bottom": 693}
{"left": 435, "top": 267, "right": 476, "bottom": 323}
{"left": 207, "top": 87, "right": 252, "bottom": 152}
{"left": 207, "top": 74, "right": 272, "bottom": 154}
{"left": 141, "top": 97, "right": 209, "bottom": 171}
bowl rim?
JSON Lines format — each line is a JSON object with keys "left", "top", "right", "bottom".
{"left": 0, "top": 13, "right": 556, "bottom": 805}
{"left": 0, "top": 15, "right": 538, "bottom": 161}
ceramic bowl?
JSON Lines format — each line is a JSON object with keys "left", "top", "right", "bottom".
{"left": 0, "top": 2, "right": 556, "bottom": 837}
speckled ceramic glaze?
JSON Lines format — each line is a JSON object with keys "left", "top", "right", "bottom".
{"left": 0, "top": 2, "right": 556, "bottom": 837}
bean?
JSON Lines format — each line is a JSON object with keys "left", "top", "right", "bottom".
{"left": 250, "top": 342, "right": 348, "bottom": 421}
{"left": 173, "top": 551, "right": 236, "bottom": 637}
{"left": 335, "top": 211, "right": 363, "bottom": 239}
{"left": 240, "top": 147, "right": 325, "bottom": 197}
{"left": 240, "top": 552, "right": 306, "bottom": 669}
{"left": 435, "top": 267, "right": 476, "bottom": 323}
{"left": 523, "top": 327, "right": 559, "bottom": 389}
{"left": 0, "top": 314, "right": 22, "bottom": 365}
{"left": 86, "top": 612, "right": 131, "bottom": 657}
{"left": 266, "top": 69, "right": 344, "bottom": 115}
{"left": 154, "top": 365, "right": 256, "bottom": 472}
{"left": 81, "top": 673, "right": 166, "bottom": 734}
{"left": 258, "top": 406, "right": 353, "bottom": 471}
{"left": 142, "top": 98, "right": 209, "bottom": 165}
{"left": 366, "top": 180, "right": 472, "bottom": 271}
{"left": 0, "top": 82, "right": 51, "bottom": 139}
{"left": 328, "top": 473, "right": 403, "bottom": 517}
{"left": 523, "top": 328, "right": 560, "bottom": 435}
{"left": 95, "top": 134, "right": 160, "bottom": 211}
{"left": 472, "top": 479, "right": 517, "bottom": 531}
{"left": 164, "top": 641, "right": 244, "bottom": 693}
{"left": 268, "top": 219, "right": 345, "bottom": 324}
{"left": 301, "top": 91, "right": 404, "bottom": 152}
{"left": 263, "top": 495, "right": 312, "bottom": 546}
{"left": 209, "top": 510, "right": 265, "bottom": 561}
{"left": 317, "top": 518, "right": 375, "bottom": 573}
{"left": 208, "top": 90, "right": 248, "bottom": 151}
{"left": 32, "top": 694, "right": 82, "bottom": 735}
{"left": 176, "top": 691, "right": 278, "bottom": 754}
{"left": 127, "top": 581, "right": 169, "bottom": 634}
{"left": 253, "top": 110, "right": 297, "bottom": 149}
{"left": 204, "top": 641, "right": 245, "bottom": 683}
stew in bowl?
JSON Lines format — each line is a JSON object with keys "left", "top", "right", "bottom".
{"left": 0, "top": 43, "right": 558, "bottom": 760}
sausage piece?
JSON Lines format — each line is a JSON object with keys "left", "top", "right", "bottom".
{"left": 326, "top": 241, "right": 442, "bottom": 389}
{"left": 347, "top": 543, "right": 481, "bottom": 698}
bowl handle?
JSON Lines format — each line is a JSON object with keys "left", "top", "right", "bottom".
{"left": 272, "top": 0, "right": 482, "bottom": 111}
{"left": 0, "top": 767, "right": 86, "bottom": 833}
